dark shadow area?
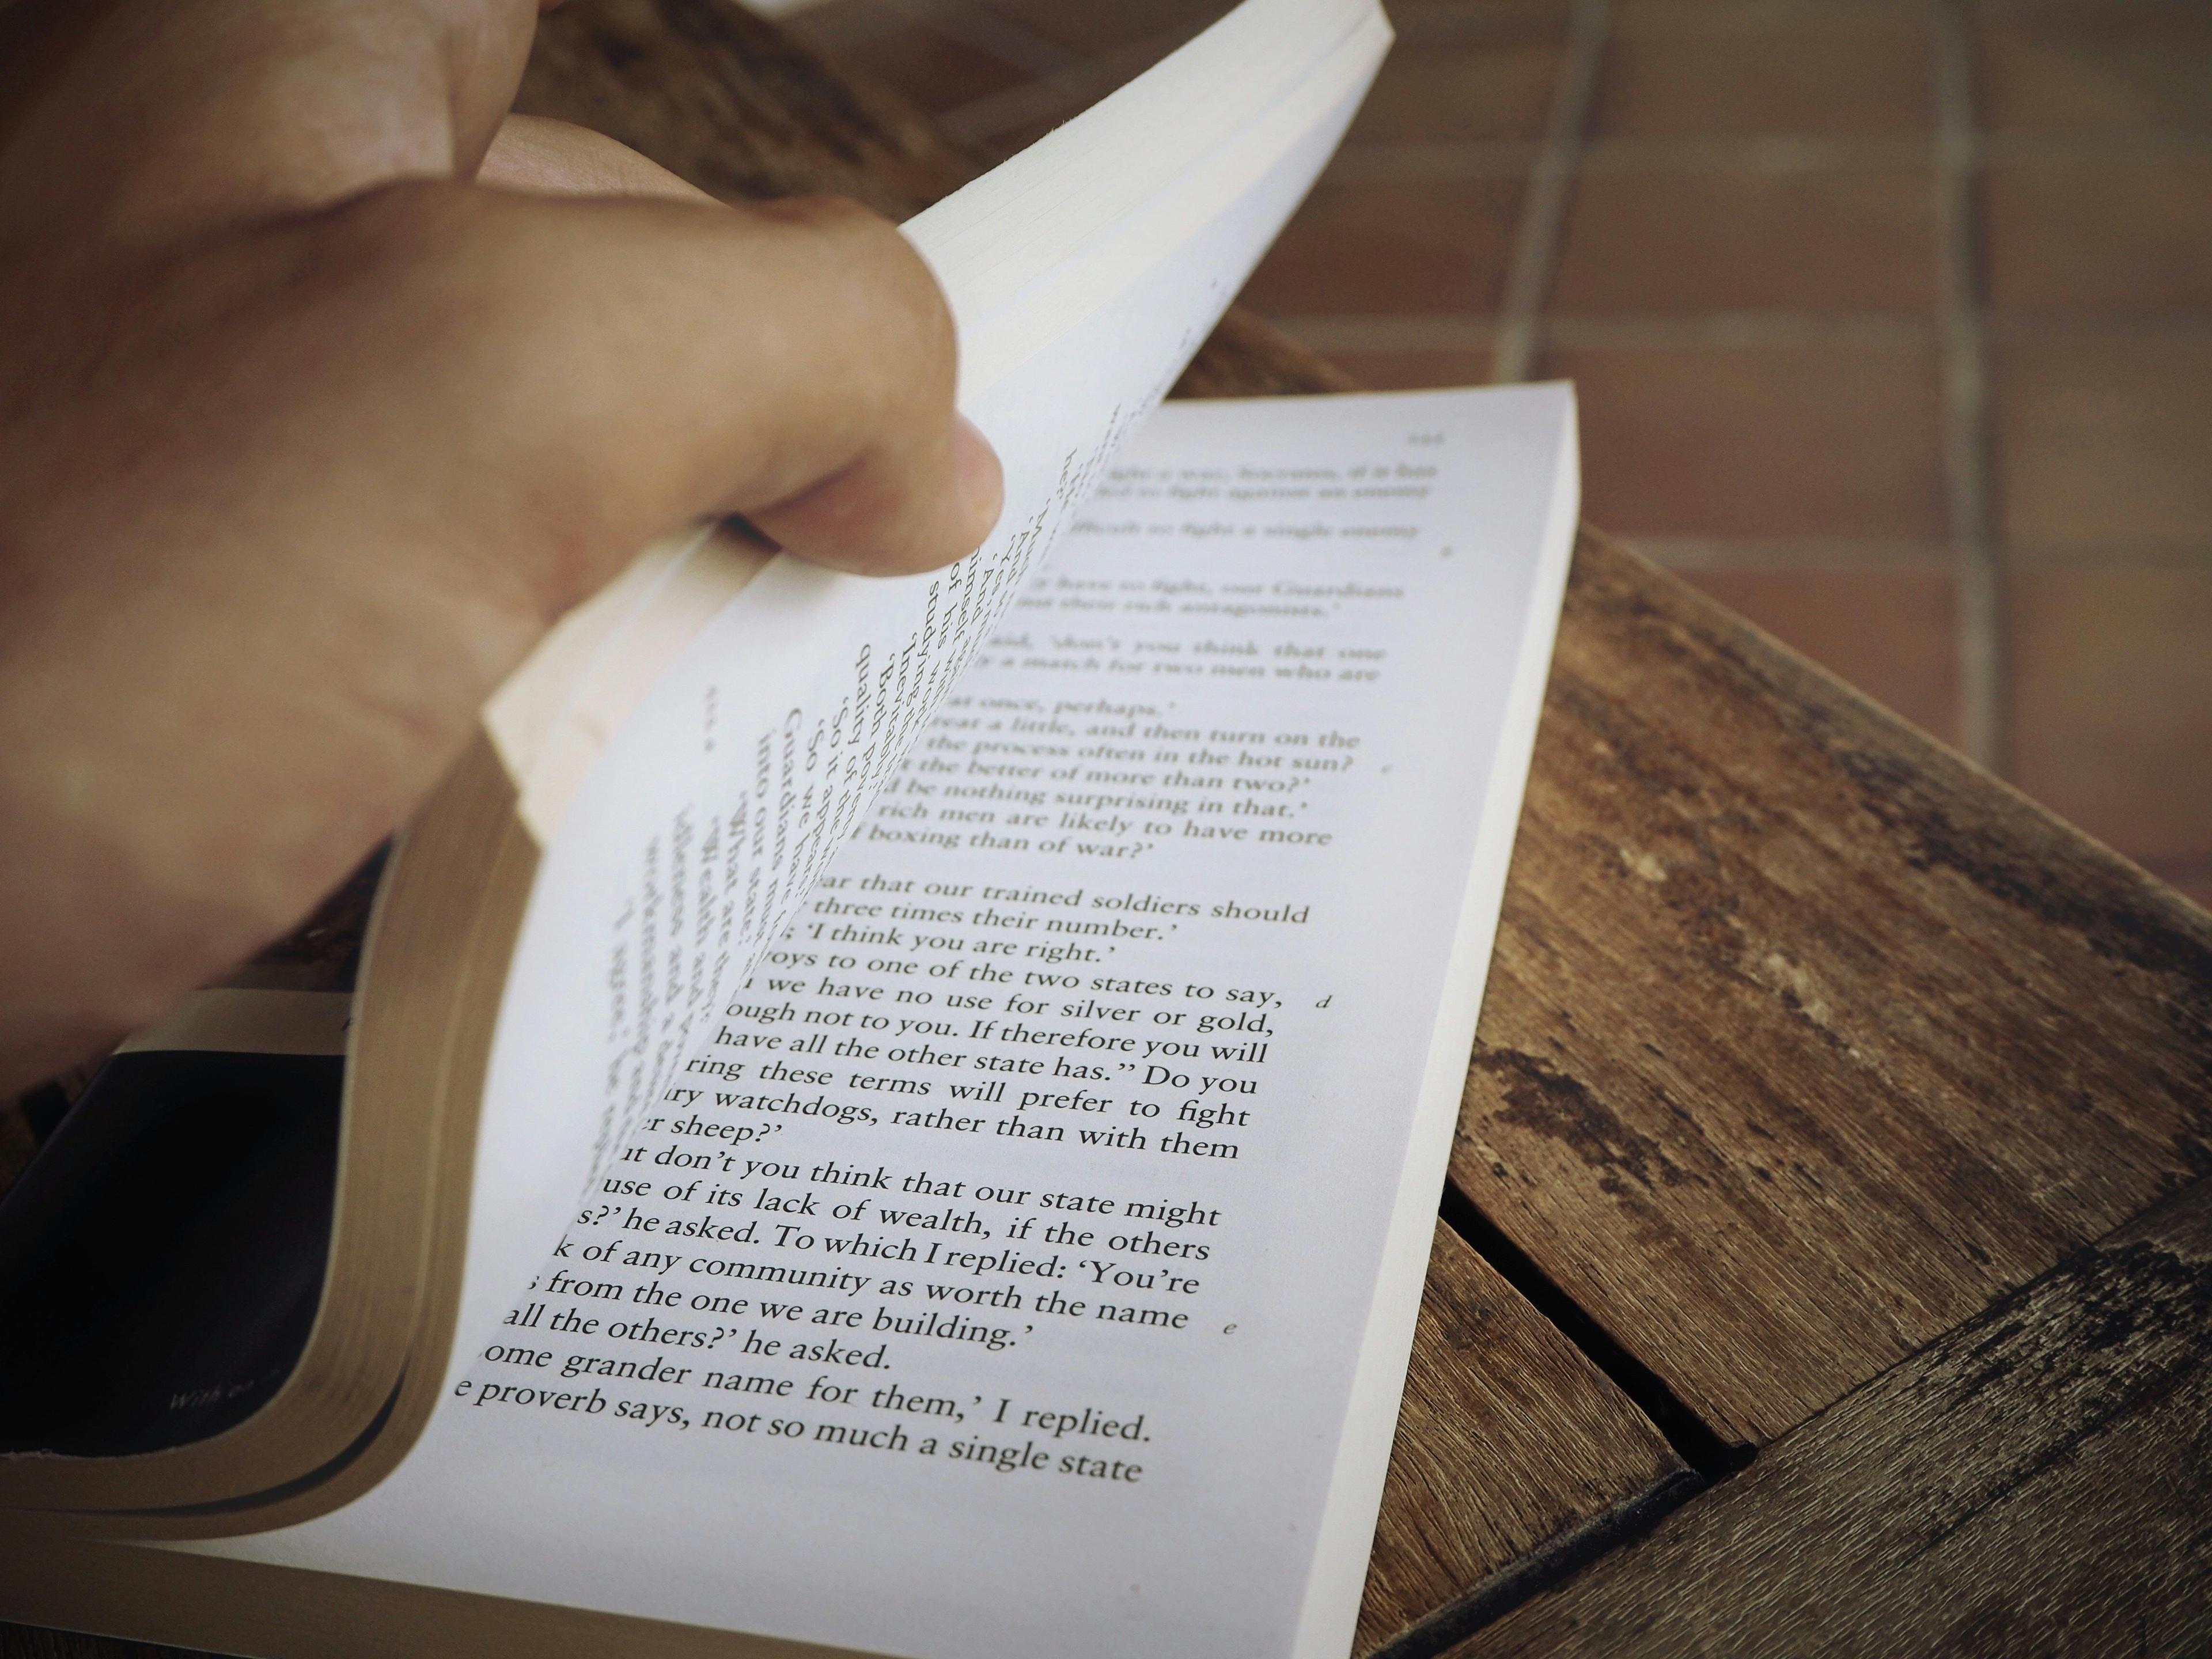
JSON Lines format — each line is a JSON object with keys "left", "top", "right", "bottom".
{"left": 0, "top": 1051, "right": 342, "bottom": 1457}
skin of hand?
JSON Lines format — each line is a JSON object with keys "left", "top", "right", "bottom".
{"left": 0, "top": 0, "right": 1004, "bottom": 1094}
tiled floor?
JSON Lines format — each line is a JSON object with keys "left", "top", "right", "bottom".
{"left": 786, "top": 0, "right": 2212, "bottom": 908}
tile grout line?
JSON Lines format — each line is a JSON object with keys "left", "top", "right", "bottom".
{"left": 1934, "top": 0, "right": 2006, "bottom": 775}
{"left": 1491, "top": 0, "right": 1610, "bottom": 385}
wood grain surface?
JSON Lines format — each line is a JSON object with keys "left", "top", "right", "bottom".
{"left": 1456, "top": 535, "right": 2212, "bottom": 1449}
{"left": 1356, "top": 1227, "right": 1683, "bottom": 1654}
{"left": 1442, "top": 1175, "right": 2212, "bottom": 1657}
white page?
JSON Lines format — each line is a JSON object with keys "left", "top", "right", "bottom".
{"left": 394, "top": 0, "right": 1389, "bottom": 1432}
{"left": 206, "top": 387, "right": 1579, "bottom": 1659}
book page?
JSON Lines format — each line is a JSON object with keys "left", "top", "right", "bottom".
{"left": 207, "top": 385, "right": 1580, "bottom": 1659}
{"left": 396, "top": 0, "right": 1390, "bottom": 1408}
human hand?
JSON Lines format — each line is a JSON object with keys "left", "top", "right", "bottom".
{"left": 0, "top": 0, "right": 1003, "bottom": 1090}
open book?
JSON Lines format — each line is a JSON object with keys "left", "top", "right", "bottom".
{"left": 0, "top": 2, "right": 1580, "bottom": 1654}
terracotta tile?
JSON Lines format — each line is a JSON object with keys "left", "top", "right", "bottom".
{"left": 819, "top": 20, "right": 1033, "bottom": 117}
{"left": 1978, "top": 1, "right": 2212, "bottom": 134}
{"left": 1237, "top": 177, "right": 1527, "bottom": 317}
{"left": 1540, "top": 340, "right": 1948, "bottom": 541}
{"left": 967, "top": 0, "right": 1222, "bottom": 56}
{"left": 1680, "top": 569, "right": 1960, "bottom": 743}
{"left": 1994, "top": 331, "right": 2212, "bottom": 551}
{"left": 1344, "top": 26, "right": 1566, "bottom": 145}
{"left": 2010, "top": 565, "right": 2212, "bottom": 866}
{"left": 1984, "top": 155, "right": 2212, "bottom": 314}
{"left": 1552, "top": 166, "right": 1938, "bottom": 314}
{"left": 1592, "top": 16, "right": 1934, "bottom": 137}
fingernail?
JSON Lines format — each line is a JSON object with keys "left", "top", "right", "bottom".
{"left": 953, "top": 414, "right": 1005, "bottom": 546}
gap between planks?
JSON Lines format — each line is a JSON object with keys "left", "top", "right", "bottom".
{"left": 1436, "top": 1173, "right": 2212, "bottom": 1657}
{"left": 1438, "top": 1182, "right": 1754, "bottom": 1485}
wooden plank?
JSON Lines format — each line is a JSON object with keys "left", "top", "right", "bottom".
{"left": 1443, "top": 1175, "right": 2212, "bottom": 1657}
{"left": 1175, "top": 308, "right": 1361, "bottom": 399}
{"left": 1456, "top": 531, "right": 2212, "bottom": 1449}
{"left": 1357, "top": 1226, "right": 1683, "bottom": 1655}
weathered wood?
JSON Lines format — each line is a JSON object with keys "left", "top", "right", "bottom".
{"left": 1443, "top": 1175, "right": 2212, "bottom": 1657}
{"left": 1455, "top": 535, "right": 2212, "bottom": 1448}
{"left": 1356, "top": 1226, "right": 1684, "bottom": 1655}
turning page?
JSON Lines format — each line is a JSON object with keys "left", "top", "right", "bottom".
{"left": 404, "top": 0, "right": 1396, "bottom": 1449}
{"left": 202, "top": 385, "right": 1580, "bottom": 1658}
